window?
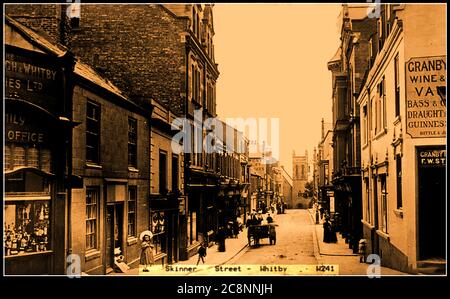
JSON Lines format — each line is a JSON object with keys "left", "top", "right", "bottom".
{"left": 128, "top": 186, "right": 137, "bottom": 237}
{"left": 86, "top": 188, "right": 99, "bottom": 250}
{"left": 128, "top": 117, "right": 137, "bottom": 168}
{"left": 382, "top": 76, "right": 386, "bottom": 129}
{"left": 396, "top": 154, "right": 402, "bottom": 209}
{"left": 159, "top": 151, "right": 167, "bottom": 195}
{"left": 172, "top": 155, "right": 179, "bottom": 192}
{"left": 394, "top": 54, "right": 401, "bottom": 117}
{"left": 151, "top": 211, "right": 166, "bottom": 255}
{"left": 380, "top": 175, "right": 388, "bottom": 233}
{"left": 4, "top": 200, "right": 51, "bottom": 256}
{"left": 363, "top": 105, "right": 368, "bottom": 144}
{"left": 365, "top": 177, "right": 371, "bottom": 223}
{"left": 86, "top": 101, "right": 100, "bottom": 164}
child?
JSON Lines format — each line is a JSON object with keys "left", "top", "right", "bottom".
{"left": 140, "top": 233, "right": 154, "bottom": 272}
{"left": 358, "top": 239, "right": 367, "bottom": 263}
{"left": 196, "top": 242, "right": 207, "bottom": 265}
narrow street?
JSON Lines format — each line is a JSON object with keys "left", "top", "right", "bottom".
{"left": 228, "top": 210, "right": 317, "bottom": 266}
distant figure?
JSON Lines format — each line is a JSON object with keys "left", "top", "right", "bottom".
{"left": 323, "top": 217, "right": 332, "bottom": 243}
{"left": 196, "top": 242, "right": 207, "bottom": 265}
{"left": 266, "top": 214, "right": 274, "bottom": 223}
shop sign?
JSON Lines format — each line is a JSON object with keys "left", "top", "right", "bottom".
{"left": 5, "top": 51, "right": 62, "bottom": 115}
{"left": 5, "top": 112, "right": 47, "bottom": 145}
{"left": 418, "top": 149, "right": 446, "bottom": 167}
{"left": 326, "top": 190, "right": 334, "bottom": 197}
{"left": 405, "top": 56, "right": 446, "bottom": 138}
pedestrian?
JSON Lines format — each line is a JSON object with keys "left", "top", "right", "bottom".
{"left": 358, "top": 239, "right": 367, "bottom": 263}
{"left": 323, "top": 217, "right": 331, "bottom": 243}
{"left": 233, "top": 220, "right": 240, "bottom": 237}
{"left": 266, "top": 214, "right": 273, "bottom": 223}
{"left": 196, "top": 242, "right": 207, "bottom": 265}
{"left": 139, "top": 231, "right": 154, "bottom": 272}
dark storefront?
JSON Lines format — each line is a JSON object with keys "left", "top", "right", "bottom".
{"left": 4, "top": 24, "right": 76, "bottom": 274}
{"left": 417, "top": 146, "right": 446, "bottom": 261}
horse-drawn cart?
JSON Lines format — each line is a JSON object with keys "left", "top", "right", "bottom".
{"left": 247, "top": 224, "right": 277, "bottom": 246}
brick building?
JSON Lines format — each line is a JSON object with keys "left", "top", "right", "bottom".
{"left": 316, "top": 119, "right": 334, "bottom": 214}
{"left": 327, "top": 4, "right": 377, "bottom": 252}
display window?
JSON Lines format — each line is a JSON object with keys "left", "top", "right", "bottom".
{"left": 151, "top": 211, "right": 166, "bottom": 255}
{"left": 4, "top": 168, "right": 53, "bottom": 257}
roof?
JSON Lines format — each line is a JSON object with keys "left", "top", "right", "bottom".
{"left": 5, "top": 14, "right": 68, "bottom": 57}
{"left": 6, "top": 14, "right": 140, "bottom": 109}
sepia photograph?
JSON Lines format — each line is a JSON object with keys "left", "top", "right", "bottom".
{"left": 2, "top": 1, "right": 446, "bottom": 284}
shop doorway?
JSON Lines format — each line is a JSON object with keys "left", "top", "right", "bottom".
{"left": 106, "top": 203, "right": 124, "bottom": 271}
{"left": 167, "top": 212, "right": 178, "bottom": 264}
{"left": 372, "top": 177, "right": 380, "bottom": 255}
{"left": 418, "top": 147, "right": 446, "bottom": 260}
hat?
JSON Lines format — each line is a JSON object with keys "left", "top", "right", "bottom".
{"left": 359, "top": 239, "right": 367, "bottom": 244}
{"left": 139, "top": 230, "right": 153, "bottom": 241}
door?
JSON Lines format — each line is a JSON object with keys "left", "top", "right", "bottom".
{"left": 106, "top": 205, "right": 114, "bottom": 269}
{"left": 418, "top": 147, "right": 446, "bottom": 260}
{"left": 114, "top": 203, "right": 124, "bottom": 252}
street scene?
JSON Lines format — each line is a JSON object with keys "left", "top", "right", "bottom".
{"left": 3, "top": 3, "right": 446, "bottom": 278}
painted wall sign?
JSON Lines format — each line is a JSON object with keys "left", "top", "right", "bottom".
{"left": 5, "top": 112, "right": 47, "bottom": 145}
{"left": 5, "top": 51, "right": 62, "bottom": 115}
{"left": 418, "top": 149, "right": 446, "bottom": 167}
{"left": 405, "top": 56, "right": 446, "bottom": 138}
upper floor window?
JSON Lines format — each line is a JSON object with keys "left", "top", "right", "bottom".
{"left": 128, "top": 117, "right": 137, "bottom": 168}
{"left": 394, "top": 54, "right": 401, "bottom": 117}
{"left": 86, "top": 101, "right": 100, "bottom": 164}
{"left": 159, "top": 151, "right": 167, "bottom": 195}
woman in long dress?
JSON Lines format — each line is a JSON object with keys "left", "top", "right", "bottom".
{"left": 140, "top": 234, "right": 154, "bottom": 272}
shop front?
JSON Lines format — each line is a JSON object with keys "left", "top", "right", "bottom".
{"left": 4, "top": 37, "right": 75, "bottom": 274}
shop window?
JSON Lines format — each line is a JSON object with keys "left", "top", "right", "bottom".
{"left": 86, "top": 188, "right": 99, "bottom": 250}
{"left": 128, "top": 186, "right": 137, "bottom": 237}
{"left": 86, "top": 101, "right": 100, "bottom": 164}
{"left": 128, "top": 117, "right": 137, "bottom": 168}
{"left": 151, "top": 211, "right": 166, "bottom": 255}
{"left": 4, "top": 200, "right": 51, "bottom": 256}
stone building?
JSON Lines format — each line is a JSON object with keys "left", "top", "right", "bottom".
{"left": 291, "top": 150, "right": 310, "bottom": 209}
{"left": 317, "top": 119, "right": 334, "bottom": 214}
{"left": 357, "top": 4, "right": 446, "bottom": 273}
{"left": 327, "top": 4, "right": 377, "bottom": 252}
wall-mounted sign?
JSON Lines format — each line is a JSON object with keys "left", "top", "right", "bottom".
{"left": 405, "top": 56, "right": 446, "bottom": 138}
{"left": 5, "top": 51, "right": 62, "bottom": 115}
{"left": 418, "top": 148, "right": 446, "bottom": 167}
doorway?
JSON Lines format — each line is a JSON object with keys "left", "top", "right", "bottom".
{"left": 418, "top": 147, "right": 446, "bottom": 260}
{"left": 106, "top": 203, "right": 124, "bottom": 271}
{"left": 372, "top": 177, "right": 379, "bottom": 255}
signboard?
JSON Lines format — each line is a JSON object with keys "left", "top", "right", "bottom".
{"left": 418, "top": 148, "right": 446, "bottom": 167}
{"left": 326, "top": 190, "right": 334, "bottom": 197}
{"left": 5, "top": 51, "right": 63, "bottom": 115}
{"left": 405, "top": 56, "right": 446, "bottom": 138}
{"left": 329, "top": 197, "right": 335, "bottom": 212}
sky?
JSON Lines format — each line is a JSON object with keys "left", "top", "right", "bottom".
{"left": 214, "top": 4, "right": 342, "bottom": 178}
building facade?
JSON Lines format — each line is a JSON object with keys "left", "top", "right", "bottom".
{"left": 317, "top": 119, "right": 334, "bottom": 214}
{"left": 357, "top": 4, "right": 446, "bottom": 273}
{"left": 328, "top": 4, "right": 377, "bottom": 252}
{"left": 4, "top": 15, "right": 76, "bottom": 275}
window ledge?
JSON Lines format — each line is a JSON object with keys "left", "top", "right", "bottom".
{"left": 85, "top": 249, "right": 101, "bottom": 261}
{"left": 361, "top": 219, "right": 375, "bottom": 230}
{"left": 127, "top": 237, "right": 138, "bottom": 246}
{"left": 376, "top": 229, "right": 390, "bottom": 241}
{"left": 394, "top": 208, "right": 404, "bottom": 218}
{"left": 128, "top": 167, "right": 139, "bottom": 173}
{"left": 85, "top": 163, "right": 103, "bottom": 170}
{"left": 373, "top": 128, "right": 388, "bottom": 141}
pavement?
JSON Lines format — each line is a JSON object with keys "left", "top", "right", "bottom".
{"left": 307, "top": 208, "right": 407, "bottom": 275}
{"left": 109, "top": 209, "right": 408, "bottom": 276}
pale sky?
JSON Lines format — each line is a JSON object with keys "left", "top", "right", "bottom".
{"left": 214, "top": 4, "right": 342, "bottom": 178}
